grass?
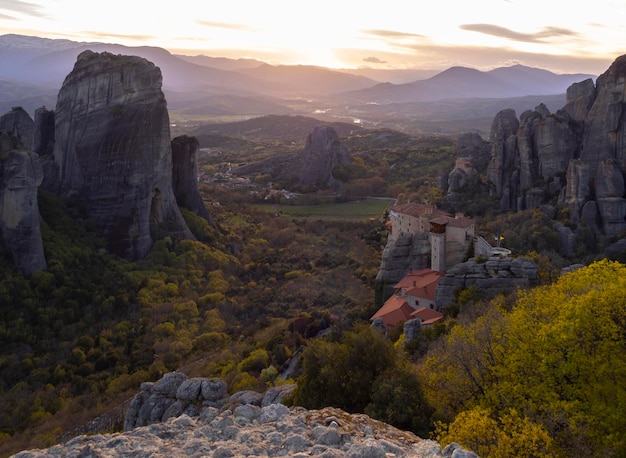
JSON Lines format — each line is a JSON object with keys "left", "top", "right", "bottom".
{"left": 254, "top": 198, "right": 395, "bottom": 221}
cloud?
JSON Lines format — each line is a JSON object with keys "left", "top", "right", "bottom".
{"left": 196, "top": 20, "right": 253, "bottom": 31}
{"left": 362, "top": 29, "right": 425, "bottom": 39}
{"left": 0, "top": 0, "right": 46, "bottom": 17}
{"left": 460, "top": 23, "right": 578, "bottom": 43}
{"left": 363, "top": 56, "right": 387, "bottom": 64}
{"left": 79, "top": 31, "right": 157, "bottom": 42}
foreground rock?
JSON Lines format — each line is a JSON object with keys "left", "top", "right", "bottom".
{"left": 14, "top": 406, "right": 476, "bottom": 458}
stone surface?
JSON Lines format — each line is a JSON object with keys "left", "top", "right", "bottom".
{"left": 297, "top": 126, "right": 350, "bottom": 192}
{"left": 435, "top": 257, "right": 539, "bottom": 309}
{"left": 0, "top": 107, "right": 33, "bottom": 150}
{"left": 49, "top": 50, "right": 193, "bottom": 260}
{"left": 171, "top": 135, "right": 214, "bottom": 226}
{"left": 15, "top": 406, "right": 475, "bottom": 458}
{"left": 487, "top": 108, "right": 520, "bottom": 210}
{"left": 580, "top": 55, "right": 626, "bottom": 176}
{"left": 562, "top": 78, "right": 596, "bottom": 122}
{"left": 32, "top": 106, "right": 55, "bottom": 157}
{"left": 0, "top": 131, "right": 47, "bottom": 274}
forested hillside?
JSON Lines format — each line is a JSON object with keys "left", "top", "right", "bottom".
{"left": 0, "top": 187, "right": 383, "bottom": 456}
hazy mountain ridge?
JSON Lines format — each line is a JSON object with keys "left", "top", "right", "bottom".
{"left": 341, "top": 65, "right": 595, "bottom": 103}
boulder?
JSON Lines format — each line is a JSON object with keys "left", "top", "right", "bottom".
{"left": 403, "top": 318, "right": 422, "bottom": 344}
{"left": 50, "top": 50, "right": 193, "bottom": 260}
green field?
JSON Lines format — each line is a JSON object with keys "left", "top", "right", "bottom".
{"left": 254, "top": 198, "right": 395, "bottom": 221}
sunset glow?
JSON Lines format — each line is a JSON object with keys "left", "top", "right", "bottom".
{"left": 1, "top": 0, "right": 625, "bottom": 74}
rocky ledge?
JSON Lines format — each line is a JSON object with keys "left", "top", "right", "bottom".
{"left": 13, "top": 372, "right": 477, "bottom": 457}
{"left": 13, "top": 405, "right": 476, "bottom": 458}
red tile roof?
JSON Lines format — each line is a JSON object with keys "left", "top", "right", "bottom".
{"left": 410, "top": 307, "right": 444, "bottom": 325}
{"left": 391, "top": 203, "right": 474, "bottom": 229}
{"left": 395, "top": 269, "right": 445, "bottom": 301}
{"left": 370, "top": 296, "right": 414, "bottom": 328}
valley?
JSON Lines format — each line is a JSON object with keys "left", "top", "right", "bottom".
{"left": 0, "top": 34, "right": 625, "bottom": 458}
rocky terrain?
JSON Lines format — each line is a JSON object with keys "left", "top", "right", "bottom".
{"left": 13, "top": 372, "right": 477, "bottom": 458}
{"left": 488, "top": 55, "right": 626, "bottom": 237}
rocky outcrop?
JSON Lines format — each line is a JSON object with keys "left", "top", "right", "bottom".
{"left": 562, "top": 79, "right": 596, "bottom": 122}
{"left": 580, "top": 56, "right": 626, "bottom": 176}
{"left": 435, "top": 257, "right": 539, "bottom": 309}
{"left": 487, "top": 109, "right": 520, "bottom": 210}
{"left": 482, "top": 55, "right": 626, "bottom": 239}
{"left": 0, "top": 129, "right": 47, "bottom": 275}
{"left": 14, "top": 408, "right": 477, "bottom": 458}
{"left": 17, "top": 372, "right": 477, "bottom": 458}
{"left": 50, "top": 50, "right": 193, "bottom": 259}
{"left": 232, "top": 125, "right": 350, "bottom": 193}
{"left": 297, "top": 126, "right": 350, "bottom": 192}
{"left": 0, "top": 107, "right": 33, "bottom": 150}
{"left": 32, "top": 106, "right": 55, "bottom": 157}
{"left": 123, "top": 371, "right": 297, "bottom": 431}
{"left": 376, "top": 234, "right": 431, "bottom": 287}
{"left": 171, "top": 135, "right": 214, "bottom": 226}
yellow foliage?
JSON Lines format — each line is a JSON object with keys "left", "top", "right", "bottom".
{"left": 436, "top": 407, "right": 555, "bottom": 458}
{"left": 422, "top": 260, "right": 626, "bottom": 456}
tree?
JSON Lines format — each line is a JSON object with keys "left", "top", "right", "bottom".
{"left": 420, "top": 260, "right": 626, "bottom": 457}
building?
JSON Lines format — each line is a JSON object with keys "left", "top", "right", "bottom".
{"left": 386, "top": 203, "right": 475, "bottom": 272}
{"left": 371, "top": 268, "right": 445, "bottom": 328}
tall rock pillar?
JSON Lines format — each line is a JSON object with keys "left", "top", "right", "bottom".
{"left": 51, "top": 51, "right": 193, "bottom": 260}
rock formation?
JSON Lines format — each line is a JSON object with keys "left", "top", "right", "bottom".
{"left": 376, "top": 234, "right": 431, "bottom": 287}
{"left": 233, "top": 125, "right": 351, "bottom": 193}
{"left": 16, "top": 371, "right": 477, "bottom": 458}
{"left": 435, "top": 257, "right": 539, "bottom": 309}
{"left": 171, "top": 135, "right": 214, "bottom": 226}
{"left": 49, "top": 50, "right": 193, "bottom": 259}
{"left": 0, "top": 107, "right": 34, "bottom": 150}
{"left": 0, "top": 113, "right": 47, "bottom": 275}
{"left": 297, "top": 126, "right": 350, "bottom": 192}
{"left": 483, "top": 54, "right": 626, "bottom": 238}
{"left": 32, "top": 106, "right": 55, "bottom": 157}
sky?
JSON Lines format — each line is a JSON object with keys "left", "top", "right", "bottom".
{"left": 1, "top": 0, "right": 626, "bottom": 75}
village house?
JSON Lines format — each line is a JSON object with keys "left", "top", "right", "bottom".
{"left": 370, "top": 268, "right": 445, "bottom": 328}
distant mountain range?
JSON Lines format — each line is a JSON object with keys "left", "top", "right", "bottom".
{"left": 0, "top": 34, "right": 597, "bottom": 135}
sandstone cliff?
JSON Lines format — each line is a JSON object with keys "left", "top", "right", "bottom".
{"left": 171, "top": 135, "right": 214, "bottom": 226}
{"left": 486, "top": 55, "right": 626, "bottom": 237}
{"left": 49, "top": 50, "right": 193, "bottom": 259}
{"left": 0, "top": 114, "right": 47, "bottom": 275}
